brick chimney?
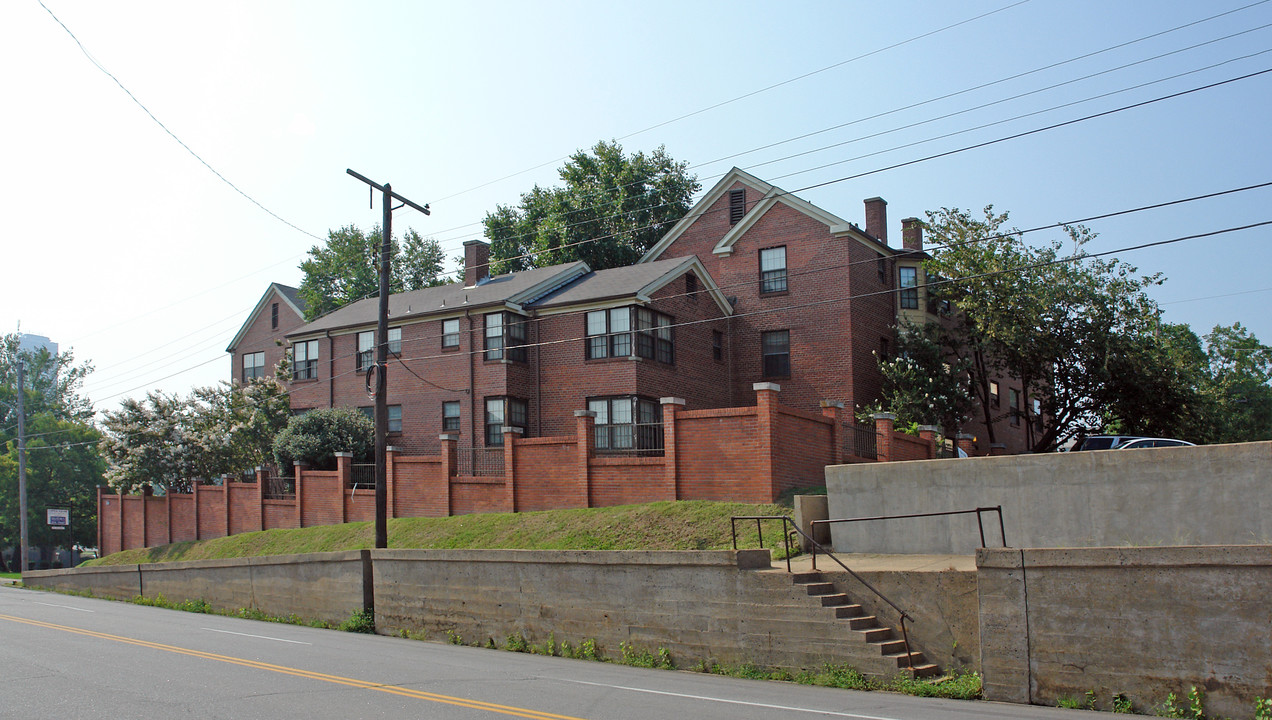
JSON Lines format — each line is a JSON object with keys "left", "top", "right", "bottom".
{"left": 863, "top": 197, "right": 887, "bottom": 244}
{"left": 901, "top": 217, "right": 923, "bottom": 251}
{"left": 464, "top": 240, "right": 490, "bottom": 287}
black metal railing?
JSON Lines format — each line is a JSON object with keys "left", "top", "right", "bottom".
{"left": 812, "top": 506, "right": 1008, "bottom": 550}
{"left": 456, "top": 447, "right": 504, "bottom": 477}
{"left": 593, "top": 421, "right": 665, "bottom": 457}
{"left": 843, "top": 422, "right": 877, "bottom": 460}
{"left": 349, "top": 463, "right": 376, "bottom": 490}
{"left": 730, "top": 515, "right": 916, "bottom": 668}
{"left": 263, "top": 469, "right": 294, "bottom": 500}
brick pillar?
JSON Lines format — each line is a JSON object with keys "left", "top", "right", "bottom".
{"left": 956, "top": 433, "right": 975, "bottom": 458}
{"left": 141, "top": 484, "right": 152, "bottom": 548}
{"left": 439, "top": 434, "right": 457, "bottom": 516}
{"left": 191, "top": 480, "right": 200, "bottom": 541}
{"left": 96, "top": 486, "right": 104, "bottom": 557}
{"left": 990, "top": 443, "right": 1008, "bottom": 456}
{"left": 255, "top": 466, "right": 266, "bottom": 531}
{"left": 660, "top": 397, "right": 685, "bottom": 501}
{"left": 294, "top": 462, "right": 307, "bottom": 528}
{"left": 386, "top": 446, "right": 398, "bottom": 519}
{"left": 165, "top": 489, "right": 173, "bottom": 545}
{"left": 753, "top": 382, "right": 780, "bottom": 502}
{"left": 335, "top": 452, "right": 352, "bottom": 523}
{"left": 918, "top": 425, "right": 939, "bottom": 459}
{"left": 502, "top": 428, "right": 522, "bottom": 512}
{"left": 223, "top": 477, "right": 232, "bottom": 538}
{"left": 873, "top": 412, "right": 896, "bottom": 463}
{"left": 574, "top": 410, "right": 596, "bottom": 508}
{"left": 821, "top": 400, "right": 844, "bottom": 465}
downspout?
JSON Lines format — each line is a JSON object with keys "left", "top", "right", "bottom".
{"left": 533, "top": 309, "right": 541, "bottom": 436}
{"left": 466, "top": 309, "right": 475, "bottom": 447}
{"left": 327, "top": 330, "right": 334, "bottom": 409}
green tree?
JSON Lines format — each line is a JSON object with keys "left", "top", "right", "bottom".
{"left": 924, "top": 207, "right": 1171, "bottom": 452}
{"left": 484, "top": 140, "right": 699, "bottom": 274}
{"left": 870, "top": 321, "right": 973, "bottom": 435}
{"left": 298, "top": 225, "right": 446, "bottom": 320}
{"left": 0, "top": 334, "right": 102, "bottom": 563}
{"left": 1201, "top": 322, "right": 1272, "bottom": 443}
{"left": 272, "top": 407, "right": 374, "bottom": 471}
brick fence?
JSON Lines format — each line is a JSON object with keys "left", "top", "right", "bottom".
{"left": 98, "top": 384, "right": 947, "bottom": 555}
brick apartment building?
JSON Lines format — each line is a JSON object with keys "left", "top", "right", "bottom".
{"left": 227, "top": 167, "right": 1034, "bottom": 457}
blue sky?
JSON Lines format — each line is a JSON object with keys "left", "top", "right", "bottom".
{"left": 2, "top": 0, "right": 1269, "bottom": 409}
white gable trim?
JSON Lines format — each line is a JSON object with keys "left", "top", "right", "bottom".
{"left": 508, "top": 262, "right": 591, "bottom": 306}
{"left": 636, "top": 256, "right": 733, "bottom": 316}
{"left": 639, "top": 167, "right": 774, "bottom": 263}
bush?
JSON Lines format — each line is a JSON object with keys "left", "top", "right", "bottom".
{"left": 272, "top": 407, "right": 374, "bottom": 470}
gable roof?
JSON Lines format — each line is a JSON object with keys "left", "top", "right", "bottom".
{"left": 289, "top": 262, "right": 590, "bottom": 338}
{"left": 639, "top": 167, "right": 892, "bottom": 262}
{"left": 225, "top": 283, "right": 306, "bottom": 352}
{"left": 533, "top": 256, "right": 733, "bottom": 315}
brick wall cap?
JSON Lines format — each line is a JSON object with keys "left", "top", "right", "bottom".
{"left": 333, "top": 452, "right": 353, "bottom": 458}
{"left": 574, "top": 410, "right": 597, "bottom": 418}
{"left": 752, "top": 382, "right": 781, "bottom": 392}
{"left": 660, "top": 397, "right": 686, "bottom": 406}
{"left": 917, "top": 425, "right": 940, "bottom": 433}
{"left": 872, "top": 412, "right": 897, "bottom": 421}
{"left": 990, "top": 442, "right": 1007, "bottom": 449}
{"left": 502, "top": 426, "right": 524, "bottom": 435}
{"left": 438, "top": 434, "right": 458, "bottom": 441}
{"left": 820, "top": 400, "right": 845, "bottom": 409}
{"left": 956, "top": 433, "right": 975, "bottom": 440}
{"left": 386, "top": 446, "right": 400, "bottom": 453}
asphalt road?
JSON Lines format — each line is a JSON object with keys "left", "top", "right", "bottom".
{"left": 0, "top": 585, "right": 1090, "bottom": 720}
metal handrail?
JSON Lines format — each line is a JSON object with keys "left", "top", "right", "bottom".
{"left": 730, "top": 515, "right": 916, "bottom": 668}
{"left": 812, "top": 506, "right": 1008, "bottom": 549}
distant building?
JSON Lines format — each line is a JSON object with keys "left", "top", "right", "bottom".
{"left": 18, "top": 333, "right": 57, "bottom": 357}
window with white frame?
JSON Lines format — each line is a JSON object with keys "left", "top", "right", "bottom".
{"left": 484, "top": 312, "right": 527, "bottom": 362}
{"left": 485, "top": 397, "right": 527, "bottom": 446}
{"left": 585, "top": 307, "right": 673, "bottom": 363}
{"left": 357, "top": 331, "right": 375, "bottom": 372}
{"left": 292, "top": 340, "right": 319, "bottom": 380}
{"left": 588, "top": 396, "right": 662, "bottom": 454}
{"left": 759, "top": 246, "right": 787, "bottom": 294}
{"left": 242, "top": 352, "right": 265, "bottom": 380}
{"left": 442, "top": 401, "right": 460, "bottom": 431}
{"left": 898, "top": 266, "right": 919, "bottom": 309}
{"left": 389, "top": 327, "right": 401, "bottom": 355}
{"left": 441, "top": 318, "right": 460, "bottom": 349}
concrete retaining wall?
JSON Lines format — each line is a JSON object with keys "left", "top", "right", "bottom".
{"left": 979, "top": 546, "right": 1272, "bottom": 719}
{"left": 826, "top": 441, "right": 1272, "bottom": 554}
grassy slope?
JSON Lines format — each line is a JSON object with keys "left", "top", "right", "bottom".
{"left": 86, "top": 500, "right": 795, "bottom": 566}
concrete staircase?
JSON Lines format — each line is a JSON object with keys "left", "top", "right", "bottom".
{"left": 791, "top": 570, "right": 940, "bottom": 678}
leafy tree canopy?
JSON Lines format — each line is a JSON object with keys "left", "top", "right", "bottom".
{"left": 484, "top": 140, "right": 699, "bottom": 274}
{"left": 272, "top": 407, "right": 373, "bottom": 471}
{"left": 867, "top": 320, "right": 973, "bottom": 435}
{"left": 923, "top": 207, "right": 1169, "bottom": 452}
{"left": 298, "top": 225, "right": 446, "bottom": 321}
{"left": 0, "top": 333, "right": 101, "bottom": 557}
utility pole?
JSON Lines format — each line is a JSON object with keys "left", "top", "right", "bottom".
{"left": 17, "top": 360, "right": 28, "bottom": 573}
{"left": 346, "top": 169, "right": 429, "bottom": 549}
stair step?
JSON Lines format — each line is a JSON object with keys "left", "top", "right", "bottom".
{"left": 883, "top": 651, "right": 927, "bottom": 669}
{"left": 845, "top": 615, "right": 879, "bottom": 630}
{"left": 803, "top": 582, "right": 838, "bottom": 596}
{"left": 876, "top": 638, "right": 908, "bottom": 655}
{"left": 830, "top": 604, "right": 864, "bottom": 619}
{"left": 818, "top": 593, "right": 852, "bottom": 607}
{"left": 791, "top": 571, "right": 823, "bottom": 584}
{"left": 910, "top": 663, "right": 941, "bottom": 678}
{"left": 859, "top": 627, "right": 893, "bottom": 642}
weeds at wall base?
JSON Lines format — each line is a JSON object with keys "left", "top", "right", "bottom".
{"left": 1053, "top": 686, "right": 1272, "bottom": 720}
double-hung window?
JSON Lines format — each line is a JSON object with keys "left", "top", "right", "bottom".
{"left": 441, "top": 319, "right": 460, "bottom": 349}
{"left": 484, "top": 312, "right": 527, "bottom": 362}
{"left": 761, "top": 330, "right": 790, "bottom": 378}
{"left": 358, "top": 405, "right": 402, "bottom": 433}
{"left": 485, "top": 397, "right": 527, "bottom": 446}
{"left": 586, "top": 307, "right": 673, "bottom": 363}
{"left": 898, "top": 267, "right": 919, "bottom": 309}
{"left": 1009, "top": 388, "right": 1021, "bottom": 426}
{"left": 242, "top": 352, "right": 265, "bottom": 380}
{"left": 357, "top": 331, "right": 375, "bottom": 372}
{"left": 442, "top": 401, "right": 460, "bottom": 432}
{"left": 588, "top": 396, "right": 662, "bottom": 454}
{"left": 292, "top": 340, "right": 319, "bottom": 380}
{"left": 759, "top": 246, "right": 787, "bottom": 294}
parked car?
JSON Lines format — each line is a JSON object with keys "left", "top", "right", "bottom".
{"left": 1072, "top": 435, "right": 1144, "bottom": 451}
{"left": 1116, "top": 438, "right": 1195, "bottom": 449}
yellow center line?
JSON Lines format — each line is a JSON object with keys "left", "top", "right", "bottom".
{"left": 0, "top": 613, "right": 588, "bottom": 720}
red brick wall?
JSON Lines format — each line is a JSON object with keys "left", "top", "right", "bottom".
{"left": 344, "top": 490, "right": 375, "bottom": 523}
{"left": 100, "top": 494, "right": 121, "bottom": 556}
{"left": 169, "top": 495, "right": 196, "bottom": 543}
{"left": 145, "top": 496, "right": 168, "bottom": 545}
{"left": 263, "top": 501, "right": 297, "bottom": 530}
{"left": 122, "top": 496, "right": 144, "bottom": 549}
{"left": 591, "top": 457, "right": 668, "bottom": 506}
{"left": 299, "top": 471, "right": 343, "bottom": 527}
{"left": 391, "top": 456, "right": 448, "bottom": 518}
{"left": 227, "top": 482, "right": 260, "bottom": 535}
{"left": 450, "top": 477, "right": 510, "bottom": 515}
{"left": 196, "top": 485, "right": 226, "bottom": 540}
{"left": 890, "top": 433, "right": 934, "bottom": 462}
{"left": 511, "top": 438, "right": 579, "bottom": 511}
{"left": 773, "top": 409, "right": 836, "bottom": 496}
{"left": 673, "top": 408, "right": 768, "bottom": 502}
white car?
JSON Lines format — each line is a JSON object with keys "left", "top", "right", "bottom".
{"left": 1116, "top": 437, "right": 1195, "bottom": 449}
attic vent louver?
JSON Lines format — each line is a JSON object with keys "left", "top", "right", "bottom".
{"left": 728, "top": 188, "right": 746, "bottom": 225}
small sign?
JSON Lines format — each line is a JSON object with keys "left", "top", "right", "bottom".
{"left": 47, "top": 508, "right": 70, "bottom": 528}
